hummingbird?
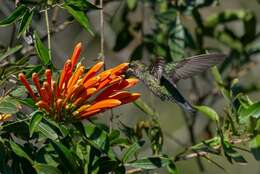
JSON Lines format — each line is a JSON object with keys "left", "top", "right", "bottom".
{"left": 126, "top": 53, "right": 226, "bottom": 113}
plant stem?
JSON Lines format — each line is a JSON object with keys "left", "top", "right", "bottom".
{"left": 45, "top": 9, "right": 51, "bottom": 61}
{"left": 99, "top": 0, "right": 105, "bottom": 66}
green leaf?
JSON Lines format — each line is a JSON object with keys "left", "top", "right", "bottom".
{"left": 223, "top": 141, "right": 247, "bottom": 164}
{"left": 134, "top": 99, "right": 156, "bottom": 116}
{"left": 239, "top": 101, "right": 260, "bottom": 123}
{"left": 65, "top": 0, "right": 100, "bottom": 10}
{"left": 84, "top": 122, "right": 116, "bottom": 159}
{"left": 168, "top": 15, "right": 185, "bottom": 61}
{"left": 211, "top": 66, "right": 231, "bottom": 102}
{"left": 34, "top": 31, "right": 50, "bottom": 65}
{"left": 0, "top": 45, "right": 23, "bottom": 61}
{"left": 127, "top": 0, "right": 138, "bottom": 10}
{"left": 194, "top": 105, "right": 219, "bottom": 122}
{"left": 0, "top": 5, "right": 27, "bottom": 26}
{"left": 33, "top": 163, "right": 62, "bottom": 174}
{"left": 29, "top": 111, "right": 43, "bottom": 137}
{"left": 0, "top": 97, "right": 21, "bottom": 114}
{"left": 64, "top": 4, "right": 94, "bottom": 35}
{"left": 250, "top": 135, "right": 260, "bottom": 161}
{"left": 125, "top": 157, "right": 169, "bottom": 169}
{"left": 18, "top": 9, "right": 34, "bottom": 37}
{"left": 122, "top": 141, "right": 144, "bottom": 162}
{"left": 167, "top": 161, "right": 179, "bottom": 174}
{"left": 38, "top": 122, "right": 58, "bottom": 140}
{"left": 10, "top": 141, "right": 33, "bottom": 164}
{"left": 51, "top": 141, "right": 80, "bottom": 172}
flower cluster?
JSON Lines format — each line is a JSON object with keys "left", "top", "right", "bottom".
{"left": 19, "top": 43, "right": 140, "bottom": 121}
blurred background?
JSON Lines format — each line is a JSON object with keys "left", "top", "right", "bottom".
{"left": 1, "top": 0, "right": 260, "bottom": 173}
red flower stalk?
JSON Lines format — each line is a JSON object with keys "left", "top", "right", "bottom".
{"left": 19, "top": 42, "right": 140, "bottom": 121}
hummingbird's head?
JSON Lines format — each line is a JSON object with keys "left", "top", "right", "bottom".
{"left": 129, "top": 61, "right": 146, "bottom": 72}
{"left": 126, "top": 61, "right": 146, "bottom": 79}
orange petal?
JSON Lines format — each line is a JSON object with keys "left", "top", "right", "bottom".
{"left": 70, "top": 42, "right": 82, "bottom": 72}
{"left": 64, "top": 84, "right": 83, "bottom": 103}
{"left": 111, "top": 63, "right": 129, "bottom": 75}
{"left": 51, "top": 81, "right": 56, "bottom": 94}
{"left": 82, "top": 62, "right": 104, "bottom": 83}
{"left": 45, "top": 69, "right": 52, "bottom": 86}
{"left": 79, "top": 109, "right": 102, "bottom": 119}
{"left": 97, "top": 78, "right": 112, "bottom": 90}
{"left": 84, "top": 76, "right": 100, "bottom": 89}
{"left": 58, "top": 60, "right": 72, "bottom": 90}
{"left": 108, "top": 76, "right": 123, "bottom": 85}
{"left": 96, "top": 70, "right": 113, "bottom": 90}
{"left": 19, "top": 73, "right": 37, "bottom": 101}
{"left": 67, "top": 65, "right": 85, "bottom": 90}
{"left": 56, "top": 98, "right": 63, "bottom": 113}
{"left": 108, "top": 91, "right": 132, "bottom": 99}
{"left": 40, "top": 87, "right": 50, "bottom": 103}
{"left": 124, "top": 78, "right": 139, "bottom": 89}
{"left": 43, "top": 81, "right": 52, "bottom": 99}
{"left": 118, "top": 93, "right": 140, "bottom": 104}
{"left": 85, "top": 99, "right": 121, "bottom": 112}
{"left": 36, "top": 100, "right": 50, "bottom": 112}
{"left": 72, "top": 88, "right": 97, "bottom": 106}
{"left": 95, "top": 79, "right": 129, "bottom": 101}
{"left": 32, "top": 73, "right": 42, "bottom": 96}
{"left": 99, "top": 70, "right": 111, "bottom": 81}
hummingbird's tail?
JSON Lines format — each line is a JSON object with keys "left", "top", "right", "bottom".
{"left": 161, "top": 76, "right": 196, "bottom": 113}
{"left": 179, "top": 100, "right": 196, "bottom": 113}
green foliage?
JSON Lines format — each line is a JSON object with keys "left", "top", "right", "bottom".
{"left": 0, "top": 0, "right": 260, "bottom": 173}
{"left": 34, "top": 31, "right": 51, "bottom": 65}
{"left": 64, "top": 4, "right": 94, "bottom": 35}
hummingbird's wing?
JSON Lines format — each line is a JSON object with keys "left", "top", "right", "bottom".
{"left": 164, "top": 53, "right": 226, "bottom": 83}
{"left": 150, "top": 58, "right": 166, "bottom": 81}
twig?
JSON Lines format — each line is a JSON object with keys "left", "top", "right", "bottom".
{"left": 44, "top": 9, "right": 51, "bottom": 61}
{"left": 175, "top": 136, "right": 251, "bottom": 162}
{"left": 126, "top": 168, "right": 143, "bottom": 174}
{"left": 98, "top": 0, "right": 105, "bottom": 66}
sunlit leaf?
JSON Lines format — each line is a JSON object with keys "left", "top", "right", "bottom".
{"left": 38, "top": 122, "right": 58, "bottom": 140}
{"left": 250, "top": 135, "right": 260, "bottom": 161}
{"left": 223, "top": 141, "right": 247, "bottom": 164}
{"left": 125, "top": 157, "right": 169, "bottom": 169}
{"left": 239, "top": 101, "right": 260, "bottom": 123}
{"left": 34, "top": 31, "right": 50, "bottom": 65}
{"left": 65, "top": 0, "right": 100, "bottom": 10}
{"left": 167, "top": 160, "right": 179, "bottom": 174}
{"left": 134, "top": 99, "right": 156, "bottom": 117}
{"left": 194, "top": 105, "right": 219, "bottom": 122}
{"left": 0, "top": 5, "right": 27, "bottom": 26}
{"left": 122, "top": 141, "right": 144, "bottom": 162}
{"left": 64, "top": 4, "right": 94, "bottom": 35}
{"left": 29, "top": 111, "right": 43, "bottom": 137}
{"left": 18, "top": 8, "right": 34, "bottom": 37}
{"left": 33, "top": 163, "right": 62, "bottom": 174}
{"left": 0, "top": 97, "right": 21, "bottom": 114}
{"left": 127, "top": 0, "right": 138, "bottom": 10}
{"left": 84, "top": 122, "right": 116, "bottom": 159}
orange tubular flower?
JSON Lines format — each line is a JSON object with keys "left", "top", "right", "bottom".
{"left": 18, "top": 42, "right": 140, "bottom": 122}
